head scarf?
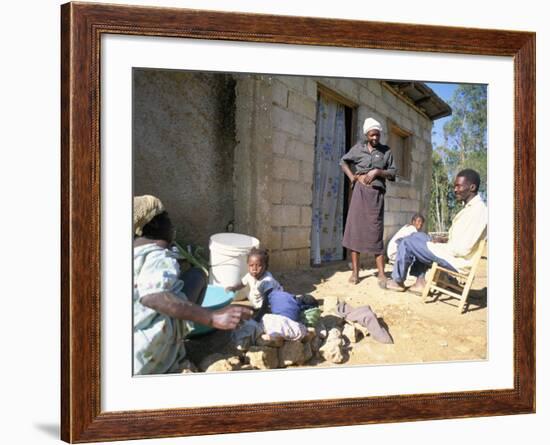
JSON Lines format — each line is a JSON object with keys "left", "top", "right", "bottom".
{"left": 133, "top": 195, "right": 165, "bottom": 236}
{"left": 363, "top": 117, "right": 383, "bottom": 135}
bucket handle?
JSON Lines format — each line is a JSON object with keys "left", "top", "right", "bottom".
{"left": 209, "top": 256, "right": 245, "bottom": 268}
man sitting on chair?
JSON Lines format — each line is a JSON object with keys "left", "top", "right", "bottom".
{"left": 386, "top": 169, "right": 487, "bottom": 294}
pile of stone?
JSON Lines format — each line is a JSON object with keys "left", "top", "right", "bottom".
{"left": 181, "top": 307, "right": 367, "bottom": 373}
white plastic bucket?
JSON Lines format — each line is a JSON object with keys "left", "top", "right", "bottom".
{"left": 209, "top": 233, "right": 260, "bottom": 287}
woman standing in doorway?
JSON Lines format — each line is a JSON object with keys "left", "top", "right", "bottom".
{"left": 340, "top": 118, "right": 397, "bottom": 286}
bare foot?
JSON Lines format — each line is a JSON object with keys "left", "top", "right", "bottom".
{"left": 348, "top": 274, "right": 359, "bottom": 285}
{"left": 408, "top": 278, "right": 426, "bottom": 295}
{"left": 385, "top": 279, "right": 406, "bottom": 292}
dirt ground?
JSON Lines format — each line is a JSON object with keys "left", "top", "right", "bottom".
{"left": 186, "top": 253, "right": 487, "bottom": 371}
{"left": 278, "top": 254, "right": 488, "bottom": 367}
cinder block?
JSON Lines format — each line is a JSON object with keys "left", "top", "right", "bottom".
{"left": 300, "top": 206, "right": 313, "bottom": 226}
{"left": 397, "top": 186, "right": 410, "bottom": 199}
{"left": 282, "top": 182, "right": 313, "bottom": 205}
{"left": 301, "top": 120, "right": 317, "bottom": 145}
{"left": 401, "top": 199, "right": 419, "bottom": 213}
{"left": 381, "top": 87, "right": 398, "bottom": 108}
{"left": 272, "top": 205, "right": 301, "bottom": 227}
{"left": 285, "top": 140, "right": 315, "bottom": 163}
{"left": 374, "top": 97, "right": 390, "bottom": 117}
{"left": 367, "top": 79, "right": 382, "bottom": 97}
{"left": 359, "top": 87, "right": 376, "bottom": 106}
{"left": 335, "top": 78, "right": 359, "bottom": 101}
{"left": 270, "top": 181, "right": 283, "bottom": 204}
{"left": 270, "top": 250, "right": 298, "bottom": 272}
{"left": 301, "top": 161, "right": 314, "bottom": 184}
{"left": 409, "top": 108, "right": 419, "bottom": 124}
{"left": 411, "top": 148, "right": 424, "bottom": 163}
{"left": 282, "top": 227, "right": 311, "bottom": 249}
{"left": 402, "top": 117, "right": 413, "bottom": 133}
{"left": 387, "top": 197, "right": 401, "bottom": 212}
{"left": 272, "top": 156, "right": 300, "bottom": 181}
{"left": 267, "top": 228, "right": 282, "bottom": 250}
{"left": 288, "top": 91, "right": 317, "bottom": 121}
{"left": 272, "top": 130, "right": 288, "bottom": 155}
{"left": 383, "top": 212, "right": 398, "bottom": 226}
{"left": 396, "top": 98, "right": 409, "bottom": 116}
{"left": 304, "top": 79, "right": 318, "bottom": 99}
{"left": 277, "top": 75, "right": 304, "bottom": 93}
{"left": 272, "top": 80, "right": 289, "bottom": 107}
{"left": 296, "top": 248, "right": 312, "bottom": 267}
{"left": 272, "top": 105, "right": 302, "bottom": 138}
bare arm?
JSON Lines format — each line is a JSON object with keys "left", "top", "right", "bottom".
{"left": 340, "top": 162, "right": 358, "bottom": 185}
{"left": 141, "top": 291, "right": 252, "bottom": 330}
{"left": 431, "top": 235, "right": 449, "bottom": 243}
{"left": 225, "top": 282, "right": 245, "bottom": 293}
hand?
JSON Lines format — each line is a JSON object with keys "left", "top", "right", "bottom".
{"left": 363, "top": 169, "right": 380, "bottom": 184}
{"left": 224, "top": 286, "right": 235, "bottom": 293}
{"left": 354, "top": 173, "right": 367, "bottom": 185}
{"left": 211, "top": 305, "right": 254, "bottom": 330}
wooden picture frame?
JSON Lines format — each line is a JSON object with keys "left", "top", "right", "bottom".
{"left": 61, "top": 2, "right": 535, "bottom": 442}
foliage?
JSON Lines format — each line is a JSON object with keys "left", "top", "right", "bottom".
{"left": 428, "top": 150, "right": 451, "bottom": 233}
{"left": 172, "top": 241, "right": 209, "bottom": 275}
{"left": 428, "top": 84, "right": 487, "bottom": 231}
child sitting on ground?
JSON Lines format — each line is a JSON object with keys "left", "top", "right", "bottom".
{"left": 225, "top": 247, "right": 283, "bottom": 310}
{"left": 386, "top": 213, "right": 425, "bottom": 263}
{"left": 255, "top": 285, "right": 312, "bottom": 341}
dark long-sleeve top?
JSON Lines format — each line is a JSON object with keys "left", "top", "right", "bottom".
{"left": 339, "top": 141, "right": 397, "bottom": 192}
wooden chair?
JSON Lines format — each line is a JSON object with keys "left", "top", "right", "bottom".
{"left": 421, "top": 239, "right": 486, "bottom": 314}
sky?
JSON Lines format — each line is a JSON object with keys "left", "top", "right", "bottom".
{"left": 425, "top": 82, "right": 457, "bottom": 148}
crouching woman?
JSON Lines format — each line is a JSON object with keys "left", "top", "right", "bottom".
{"left": 133, "top": 195, "right": 252, "bottom": 375}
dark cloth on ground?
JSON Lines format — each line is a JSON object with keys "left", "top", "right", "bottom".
{"left": 391, "top": 232, "right": 457, "bottom": 284}
{"left": 342, "top": 183, "right": 385, "bottom": 254}
{"left": 336, "top": 302, "right": 393, "bottom": 344}
{"left": 295, "top": 294, "right": 320, "bottom": 311}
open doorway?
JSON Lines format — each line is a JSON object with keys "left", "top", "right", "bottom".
{"left": 311, "top": 88, "right": 355, "bottom": 265}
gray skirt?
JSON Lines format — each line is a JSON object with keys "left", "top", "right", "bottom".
{"left": 342, "top": 183, "right": 385, "bottom": 254}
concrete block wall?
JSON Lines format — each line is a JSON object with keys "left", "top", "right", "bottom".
{"left": 354, "top": 79, "right": 433, "bottom": 245}
{"left": 272, "top": 77, "right": 433, "bottom": 271}
{"left": 135, "top": 70, "right": 434, "bottom": 273}
{"left": 268, "top": 76, "right": 317, "bottom": 271}
{"left": 380, "top": 86, "right": 433, "bottom": 245}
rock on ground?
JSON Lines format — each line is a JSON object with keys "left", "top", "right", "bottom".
{"left": 246, "top": 346, "right": 279, "bottom": 369}
{"left": 303, "top": 341, "right": 313, "bottom": 363}
{"left": 342, "top": 323, "right": 359, "bottom": 344}
{"left": 256, "top": 334, "right": 285, "bottom": 348}
{"left": 180, "top": 359, "right": 198, "bottom": 373}
{"left": 319, "top": 329, "right": 345, "bottom": 363}
{"left": 199, "top": 353, "right": 242, "bottom": 372}
{"left": 279, "top": 340, "right": 307, "bottom": 367}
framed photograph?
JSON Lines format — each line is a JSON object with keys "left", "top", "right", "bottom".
{"left": 61, "top": 1, "right": 535, "bottom": 442}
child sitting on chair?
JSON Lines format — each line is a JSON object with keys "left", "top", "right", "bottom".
{"left": 225, "top": 247, "right": 283, "bottom": 310}
{"left": 386, "top": 213, "right": 425, "bottom": 263}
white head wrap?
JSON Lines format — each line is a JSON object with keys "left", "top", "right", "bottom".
{"left": 363, "top": 117, "right": 383, "bottom": 135}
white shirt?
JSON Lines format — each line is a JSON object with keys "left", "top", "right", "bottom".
{"left": 241, "top": 271, "right": 283, "bottom": 309}
{"left": 387, "top": 224, "right": 418, "bottom": 262}
{"left": 427, "top": 194, "right": 488, "bottom": 273}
